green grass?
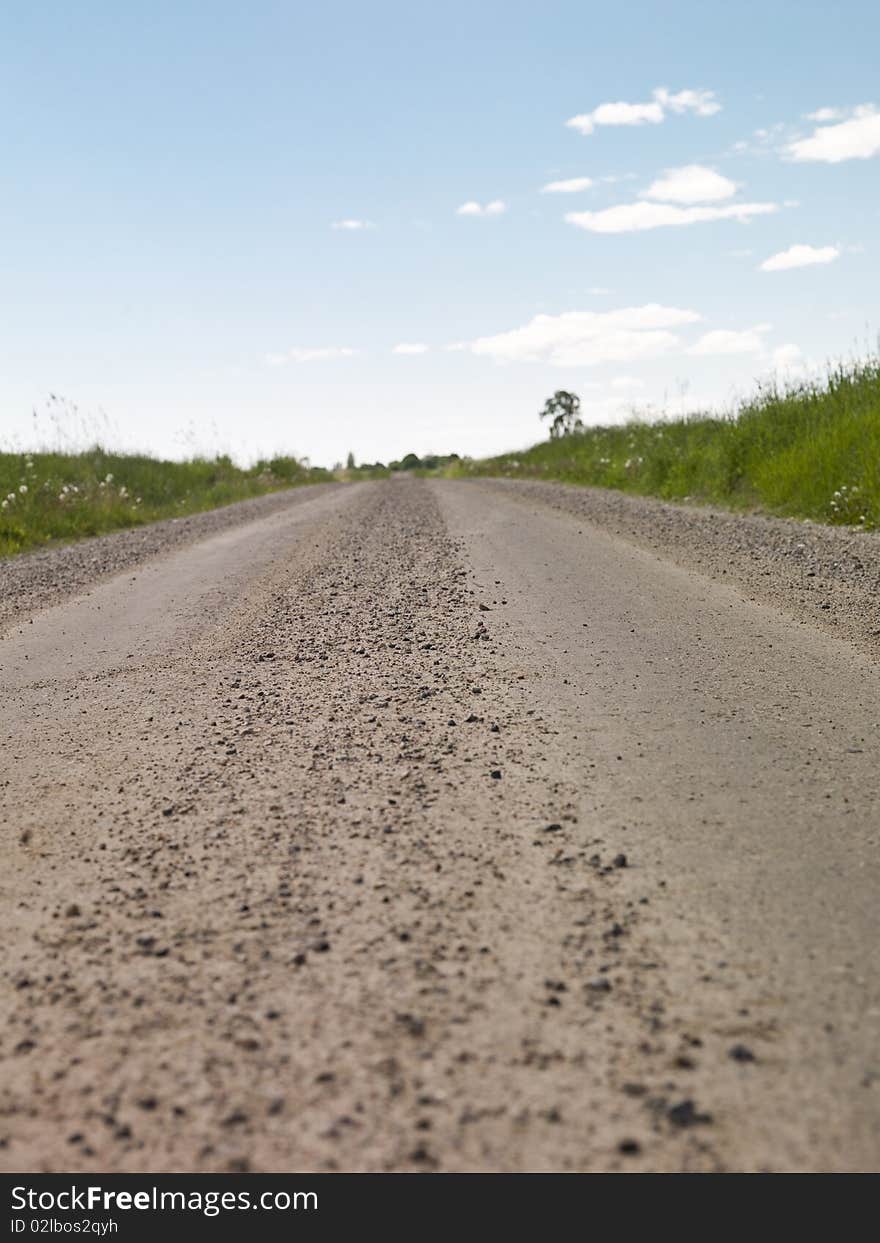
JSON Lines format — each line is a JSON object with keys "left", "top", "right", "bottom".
{"left": 451, "top": 357, "right": 880, "bottom": 530}
{"left": 0, "top": 448, "right": 332, "bottom": 558}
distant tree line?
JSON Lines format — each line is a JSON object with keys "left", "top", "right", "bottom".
{"left": 336, "top": 452, "right": 461, "bottom": 474}
{"left": 388, "top": 452, "right": 460, "bottom": 472}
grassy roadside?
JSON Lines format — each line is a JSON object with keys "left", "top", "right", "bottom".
{"left": 450, "top": 357, "right": 880, "bottom": 531}
{"left": 0, "top": 450, "right": 332, "bottom": 557}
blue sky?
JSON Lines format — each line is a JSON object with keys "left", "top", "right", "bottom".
{"left": 1, "top": 1, "right": 878, "bottom": 465}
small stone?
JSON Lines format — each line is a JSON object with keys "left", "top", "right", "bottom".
{"left": 668, "top": 1099, "right": 712, "bottom": 1128}
{"left": 396, "top": 1013, "right": 426, "bottom": 1037}
{"left": 729, "top": 1044, "right": 756, "bottom": 1063}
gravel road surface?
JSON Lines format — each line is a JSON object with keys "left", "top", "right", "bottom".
{"left": 1, "top": 478, "right": 878, "bottom": 1172}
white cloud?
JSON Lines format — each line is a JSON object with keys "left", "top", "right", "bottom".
{"left": 566, "top": 86, "right": 720, "bottom": 136}
{"left": 641, "top": 164, "right": 737, "bottom": 204}
{"left": 611, "top": 376, "right": 646, "bottom": 391}
{"left": 456, "top": 199, "right": 507, "bottom": 217}
{"left": 787, "top": 105, "right": 880, "bottom": 162}
{"left": 772, "top": 343, "right": 804, "bottom": 370}
{"left": 654, "top": 87, "right": 721, "bottom": 117}
{"left": 566, "top": 100, "right": 663, "bottom": 136}
{"left": 470, "top": 304, "right": 701, "bottom": 367}
{"left": 806, "top": 107, "right": 845, "bottom": 122}
{"left": 266, "top": 346, "right": 358, "bottom": 366}
{"left": 541, "top": 176, "right": 594, "bottom": 193}
{"left": 392, "top": 343, "right": 430, "bottom": 355}
{"left": 565, "top": 200, "right": 778, "bottom": 234}
{"left": 331, "top": 219, "right": 374, "bottom": 230}
{"left": 687, "top": 325, "right": 771, "bottom": 356}
{"left": 759, "top": 243, "right": 840, "bottom": 271}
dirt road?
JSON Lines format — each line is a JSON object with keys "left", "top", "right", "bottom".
{"left": 2, "top": 478, "right": 879, "bottom": 1172}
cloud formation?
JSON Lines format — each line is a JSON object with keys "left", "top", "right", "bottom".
{"left": 787, "top": 105, "right": 880, "bottom": 162}
{"left": 565, "top": 86, "right": 720, "bottom": 136}
{"left": 806, "top": 107, "right": 845, "bottom": 122}
{"left": 456, "top": 200, "right": 507, "bottom": 217}
{"left": 759, "top": 244, "right": 840, "bottom": 271}
{"left": 541, "top": 177, "right": 594, "bottom": 193}
{"left": 772, "top": 343, "right": 805, "bottom": 370}
{"left": 470, "top": 304, "right": 701, "bottom": 367}
{"left": 565, "top": 200, "right": 778, "bottom": 234}
{"left": 330, "top": 219, "right": 374, "bottom": 230}
{"left": 687, "top": 325, "right": 771, "bottom": 356}
{"left": 392, "top": 343, "right": 430, "bottom": 355}
{"left": 641, "top": 164, "right": 737, "bottom": 204}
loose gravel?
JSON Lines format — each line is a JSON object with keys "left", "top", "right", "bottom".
{"left": 0, "top": 484, "right": 341, "bottom": 635}
{"left": 3, "top": 478, "right": 879, "bottom": 1172}
{"left": 478, "top": 480, "right": 880, "bottom": 658}
{"left": 2, "top": 479, "right": 689, "bottom": 1171}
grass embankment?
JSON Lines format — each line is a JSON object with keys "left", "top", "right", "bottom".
{"left": 454, "top": 358, "right": 880, "bottom": 530}
{"left": 0, "top": 450, "right": 331, "bottom": 557}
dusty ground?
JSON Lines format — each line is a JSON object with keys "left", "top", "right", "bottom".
{"left": 1, "top": 478, "right": 879, "bottom": 1172}
{"left": 0, "top": 483, "right": 342, "bottom": 633}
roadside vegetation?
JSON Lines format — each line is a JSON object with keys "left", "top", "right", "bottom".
{"left": 451, "top": 356, "right": 880, "bottom": 531}
{"left": 6, "top": 356, "right": 876, "bottom": 557}
{"left": 0, "top": 448, "right": 331, "bottom": 557}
